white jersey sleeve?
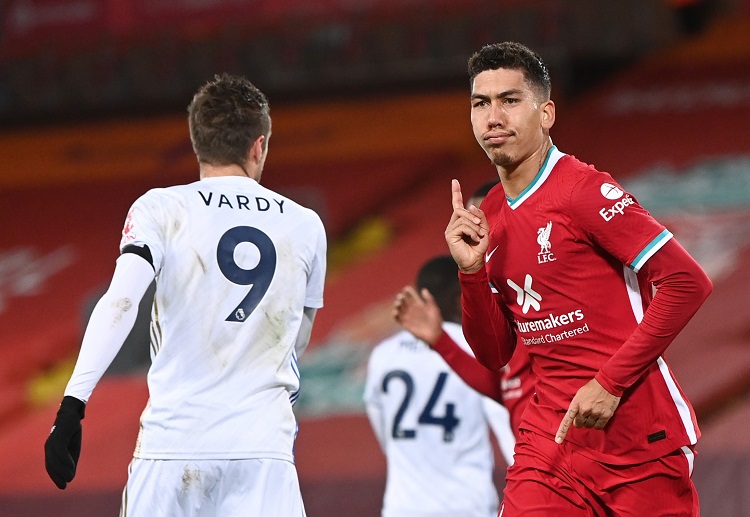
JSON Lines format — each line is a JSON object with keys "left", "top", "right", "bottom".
{"left": 363, "top": 349, "right": 387, "bottom": 451}
{"left": 304, "top": 220, "right": 326, "bottom": 309}
{"left": 64, "top": 253, "right": 155, "bottom": 402}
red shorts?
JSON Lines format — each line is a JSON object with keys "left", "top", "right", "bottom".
{"left": 499, "top": 429, "right": 699, "bottom": 517}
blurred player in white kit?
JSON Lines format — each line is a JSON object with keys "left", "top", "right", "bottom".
{"left": 44, "top": 73, "right": 327, "bottom": 517}
{"left": 364, "top": 255, "right": 515, "bottom": 517}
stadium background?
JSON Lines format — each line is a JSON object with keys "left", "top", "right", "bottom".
{"left": 1, "top": 0, "right": 750, "bottom": 515}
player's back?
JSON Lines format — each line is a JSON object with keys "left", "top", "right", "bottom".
{"left": 122, "top": 175, "right": 326, "bottom": 461}
{"left": 364, "top": 323, "right": 499, "bottom": 517}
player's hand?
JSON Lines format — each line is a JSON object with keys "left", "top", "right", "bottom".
{"left": 393, "top": 286, "right": 443, "bottom": 345}
{"left": 45, "top": 396, "right": 86, "bottom": 489}
{"left": 445, "top": 179, "right": 489, "bottom": 274}
{"left": 555, "top": 378, "right": 620, "bottom": 444}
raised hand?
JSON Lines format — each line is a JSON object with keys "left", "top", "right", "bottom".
{"left": 445, "top": 179, "right": 489, "bottom": 274}
{"left": 555, "top": 378, "right": 621, "bottom": 444}
{"left": 393, "top": 286, "right": 443, "bottom": 345}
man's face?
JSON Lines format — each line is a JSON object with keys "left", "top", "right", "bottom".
{"left": 470, "top": 68, "right": 553, "bottom": 169}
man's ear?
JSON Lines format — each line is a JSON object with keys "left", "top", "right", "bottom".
{"left": 541, "top": 100, "right": 555, "bottom": 130}
{"left": 249, "top": 135, "right": 266, "bottom": 164}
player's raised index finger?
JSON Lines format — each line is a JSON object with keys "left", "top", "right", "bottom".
{"left": 555, "top": 407, "right": 577, "bottom": 444}
{"left": 451, "top": 179, "right": 464, "bottom": 210}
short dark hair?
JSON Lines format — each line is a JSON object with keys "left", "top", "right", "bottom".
{"left": 468, "top": 42, "right": 551, "bottom": 101}
{"left": 416, "top": 256, "right": 461, "bottom": 324}
{"left": 187, "top": 73, "right": 271, "bottom": 167}
{"left": 471, "top": 179, "right": 500, "bottom": 201}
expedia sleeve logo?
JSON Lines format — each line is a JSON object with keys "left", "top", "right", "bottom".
{"left": 600, "top": 183, "right": 623, "bottom": 199}
{"left": 598, "top": 182, "right": 634, "bottom": 221}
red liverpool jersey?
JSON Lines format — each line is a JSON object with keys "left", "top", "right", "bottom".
{"left": 462, "top": 146, "right": 708, "bottom": 464}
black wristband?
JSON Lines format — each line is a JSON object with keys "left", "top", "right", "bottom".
{"left": 59, "top": 396, "right": 86, "bottom": 420}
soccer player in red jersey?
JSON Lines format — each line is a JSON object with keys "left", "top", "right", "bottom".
{"left": 445, "top": 42, "right": 712, "bottom": 516}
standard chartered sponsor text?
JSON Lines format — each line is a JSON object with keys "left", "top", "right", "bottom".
{"left": 521, "top": 323, "right": 590, "bottom": 345}
{"left": 515, "top": 309, "right": 589, "bottom": 345}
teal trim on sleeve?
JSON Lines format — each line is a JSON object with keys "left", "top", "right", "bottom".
{"left": 630, "top": 229, "right": 673, "bottom": 272}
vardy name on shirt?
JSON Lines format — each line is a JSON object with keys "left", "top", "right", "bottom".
{"left": 198, "top": 191, "right": 285, "bottom": 213}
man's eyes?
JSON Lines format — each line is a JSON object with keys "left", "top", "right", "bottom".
{"left": 472, "top": 98, "right": 520, "bottom": 108}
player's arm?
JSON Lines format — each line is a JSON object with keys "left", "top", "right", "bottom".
{"left": 393, "top": 285, "right": 505, "bottom": 402}
{"left": 364, "top": 401, "right": 386, "bottom": 453}
{"left": 445, "top": 179, "right": 516, "bottom": 369}
{"left": 595, "top": 238, "right": 712, "bottom": 395}
{"left": 363, "top": 354, "right": 387, "bottom": 452}
{"left": 571, "top": 175, "right": 712, "bottom": 391}
{"left": 459, "top": 268, "right": 517, "bottom": 371}
{"left": 557, "top": 239, "right": 712, "bottom": 442}
{"left": 45, "top": 250, "right": 155, "bottom": 489}
{"left": 297, "top": 213, "right": 326, "bottom": 359}
{"left": 294, "top": 307, "right": 317, "bottom": 358}
{"left": 557, "top": 176, "right": 712, "bottom": 442}
{"left": 432, "top": 332, "right": 504, "bottom": 403}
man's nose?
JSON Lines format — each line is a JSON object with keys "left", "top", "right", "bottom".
{"left": 488, "top": 103, "right": 505, "bottom": 126}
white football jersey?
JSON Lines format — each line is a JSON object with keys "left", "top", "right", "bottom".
{"left": 120, "top": 175, "right": 326, "bottom": 462}
{"left": 364, "top": 322, "right": 511, "bottom": 517}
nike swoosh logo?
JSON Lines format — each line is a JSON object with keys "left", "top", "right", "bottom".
{"left": 485, "top": 245, "right": 499, "bottom": 263}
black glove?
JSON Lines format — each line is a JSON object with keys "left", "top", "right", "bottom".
{"left": 44, "top": 396, "right": 86, "bottom": 489}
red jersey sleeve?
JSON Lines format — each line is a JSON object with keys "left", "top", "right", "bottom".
{"left": 571, "top": 172, "right": 667, "bottom": 271}
{"left": 568, "top": 170, "right": 712, "bottom": 395}
{"left": 595, "top": 239, "right": 713, "bottom": 395}
{"left": 431, "top": 330, "right": 504, "bottom": 403}
{"left": 459, "top": 268, "right": 517, "bottom": 371}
